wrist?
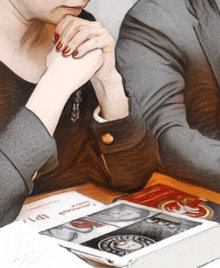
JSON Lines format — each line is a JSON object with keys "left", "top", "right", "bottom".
{"left": 97, "top": 69, "right": 123, "bottom": 87}
{"left": 91, "top": 70, "right": 129, "bottom": 121}
{"left": 26, "top": 72, "right": 74, "bottom": 136}
{"left": 42, "top": 67, "right": 77, "bottom": 97}
{"left": 99, "top": 98, "right": 129, "bottom": 121}
{"left": 98, "top": 88, "right": 129, "bottom": 121}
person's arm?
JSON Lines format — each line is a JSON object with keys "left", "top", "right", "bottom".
{"left": 90, "top": 68, "right": 129, "bottom": 121}
{"left": 90, "top": 47, "right": 159, "bottom": 192}
{"left": 0, "top": 46, "right": 103, "bottom": 227}
{"left": 47, "top": 14, "right": 157, "bottom": 192}
{"left": 116, "top": 4, "right": 220, "bottom": 192}
{"left": 26, "top": 48, "right": 103, "bottom": 136}
{"left": 0, "top": 107, "right": 57, "bottom": 227}
{"left": 91, "top": 107, "right": 158, "bottom": 192}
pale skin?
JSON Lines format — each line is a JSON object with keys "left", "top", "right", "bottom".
{"left": 0, "top": 0, "right": 129, "bottom": 136}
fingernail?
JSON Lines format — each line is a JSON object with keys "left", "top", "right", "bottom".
{"left": 54, "top": 33, "right": 60, "bottom": 43}
{"left": 72, "top": 50, "right": 79, "bottom": 57}
{"left": 56, "top": 41, "right": 62, "bottom": 51}
{"left": 62, "top": 46, "right": 71, "bottom": 55}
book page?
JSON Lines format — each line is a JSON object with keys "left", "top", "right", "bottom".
{"left": 119, "top": 184, "right": 220, "bottom": 222}
{"left": 198, "top": 258, "right": 220, "bottom": 268}
{"left": 17, "top": 191, "right": 106, "bottom": 231}
{"left": 38, "top": 201, "right": 216, "bottom": 266}
{"left": 15, "top": 198, "right": 220, "bottom": 268}
{"left": 0, "top": 221, "right": 92, "bottom": 268}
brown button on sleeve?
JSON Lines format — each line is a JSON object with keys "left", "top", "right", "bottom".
{"left": 91, "top": 109, "right": 148, "bottom": 154}
{"left": 101, "top": 133, "right": 114, "bottom": 145}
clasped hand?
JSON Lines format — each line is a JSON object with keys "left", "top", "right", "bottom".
{"left": 45, "top": 15, "right": 128, "bottom": 121}
{"left": 46, "top": 15, "right": 116, "bottom": 94}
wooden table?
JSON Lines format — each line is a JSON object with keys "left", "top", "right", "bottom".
{"left": 26, "top": 173, "right": 220, "bottom": 205}
{"left": 26, "top": 182, "right": 124, "bottom": 204}
{"left": 23, "top": 173, "right": 220, "bottom": 268}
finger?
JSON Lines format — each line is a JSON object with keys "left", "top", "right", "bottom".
{"left": 54, "top": 15, "right": 83, "bottom": 51}
{"left": 60, "top": 24, "right": 104, "bottom": 55}
{"left": 54, "top": 20, "right": 75, "bottom": 51}
{"left": 55, "top": 15, "right": 89, "bottom": 36}
{"left": 67, "top": 27, "right": 112, "bottom": 57}
{"left": 54, "top": 16, "right": 99, "bottom": 51}
{"left": 74, "top": 35, "right": 115, "bottom": 58}
{"left": 54, "top": 15, "right": 75, "bottom": 43}
{"left": 61, "top": 26, "right": 104, "bottom": 56}
{"left": 57, "top": 22, "right": 80, "bottom": 53}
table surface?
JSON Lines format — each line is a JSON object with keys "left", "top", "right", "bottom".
{"left": 26, "top": 173, "right": 220, "bottom": 205}
{"left": 26, "top": 182, "right": 124, "bottom": 204}
{"left": 24, "top": 173, "right": 220, "bottom": 268}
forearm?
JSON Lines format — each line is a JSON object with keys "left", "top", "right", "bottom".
{"left": 102, "top": 134, "right": 158, "bottom": 192}
{"left": 26, "top": 48, "right": 103, "bottom": 136}
{"left": 91, "top": 70, "right": 129, "bottom": 121}
{"left": 25, "top": 71, "right": 72, "bottom": 136}
{"left": 91, "top": 110, "right": 158, "bottom": 192}
{"left": 116, "top": 11, "right": 220, "bottom": 192}
{"left": 0, "top": 108, "right": 57, "bottom": 226}
{"left": 0, "top": 153, "right": 27, "bottom": 227}
{"left": 158, "top": 126, "right": 220, "bottom": 191}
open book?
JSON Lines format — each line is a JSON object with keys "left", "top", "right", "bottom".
{"left": 118, "top": 184, "right": 220, "bottom": 222}
{"left": 13, "top": 191, "right": 220, "bottom": 268}
{"left": 0, "top": 221, "right": 93, "bottom": 268}
{"left": 2, "top": 191, "right": 106, "bottom": 268}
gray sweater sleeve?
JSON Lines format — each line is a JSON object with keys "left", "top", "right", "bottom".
{"left": 116, "top": 4, "right": 220, "bottom": 192}
{"left": 0, "top": 107, "right": 57, "bottom": 227}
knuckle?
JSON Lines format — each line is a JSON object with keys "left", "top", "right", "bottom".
{"left": 67, "top": 40, "right": 77, "bottom": 48}
{"left": 55, "top": 19, "right": 71, "bottom": 33}
{"left": 64, "top": 14, "right": 75, "bottom": 22}
{"left": 102, "top": 28, "right": 109, "bottom": 35}
{"left": 93, "top": 38, "right": 100, "bottom": 46}
{"left": 93, "top": 21, "right": 102, "bottom": 28}
{"left": 110, "top": 36, "right": 115, "bottom": 45}
{"left": 57, "top": 15, "right": 71, "bottom": 28}
{"left": 55, "top": 24, "right": 62, "bottom": 34}
{"left": 106, "top": 34, "right": 115, "bottom": 45}
{"left": 78, "top": 25, "right": 91, "bottom": 36}
{"left": 78, "top": 25, "right": 86, "bottom": 32}
{"left": 95, "top": 49, "right": 103, "bottom": 57}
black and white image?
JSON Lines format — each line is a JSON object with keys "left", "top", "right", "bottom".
{"left": 82, "top": 212, "right": 201, "bottom": 256}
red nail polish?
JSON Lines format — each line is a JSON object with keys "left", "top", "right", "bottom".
{"left": 54, "top": 33, "right": 60, "bottom": 43}
{"left": 56, "top": 41, "right": 62, "bottom": 51}
{"left": 72, "top": 50, "right": 79, "bottom": 57}
{"left": 62, "top": 46, "right": 70, "bottom": 55}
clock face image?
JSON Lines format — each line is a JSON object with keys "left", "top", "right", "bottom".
{"left": 82, "top": 212, "right": 200, "bottom": 257}
{"left": 98, "top": 234, "right": 155, "bottom": 256}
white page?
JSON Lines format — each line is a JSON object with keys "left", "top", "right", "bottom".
{"left": 198, "top": 258, "right": 220, "bottom": 268}
{"left": 17, "top": 191, "right": 106, "bottom": 231}
{"left": 0, "top": 221, "right": 92, "bottom": 268}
